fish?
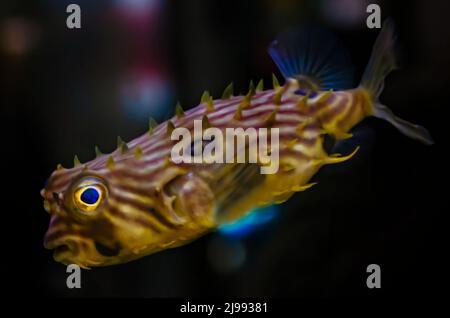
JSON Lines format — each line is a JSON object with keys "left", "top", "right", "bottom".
{"left": 41, "top": 19, "right": 433, "bottom": 268}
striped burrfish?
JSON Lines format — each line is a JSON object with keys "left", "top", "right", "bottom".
{"left": 41, "top": 20, "right": 433, "bottom": 268}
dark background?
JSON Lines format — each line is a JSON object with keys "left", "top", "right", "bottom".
{"left": 2, "top": 0, "right": 447, "bottom": 299}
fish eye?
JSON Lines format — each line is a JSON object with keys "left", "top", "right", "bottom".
{"left": 80, "top": 187, "right": 100, "bottom": 204}
{"left": 72, "top": 178, "right": 107, "bottom": 213}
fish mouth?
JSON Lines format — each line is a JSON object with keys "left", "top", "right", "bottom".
{"left": 52, "top": 244, "right": 73, "bottom": 263}
{"left": 44, "top": 231, "right": 81, "bottom": 262}
{"left": 45, "top": 238, "right": 77, "bottom": 254}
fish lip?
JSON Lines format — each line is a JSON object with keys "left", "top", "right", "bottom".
{"left": 44, "top": 233, "right": 80, "bottom": 258}
{"left": 44, "top": 238, "right": 73, "bottom": 252}
{"left": 44, "top": 238, "right": 63, "bottom": 250}
{"left": 46, "top": 238, "right": 81, "bottom": 265}
{"left": 43, "top": 217, "right": 73, "bottom": 249}
{"left": 53, "top": 245, "right": 71, "bottom": 259}
{"left": 53, "top": 247, "right": 75, "bottom": 265}
{"left": 43, "top": 228, "right": 65, "bottom": 249}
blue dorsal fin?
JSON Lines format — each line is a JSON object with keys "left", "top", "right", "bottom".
{"left": 268, "top": 26, "right": 354, "bottom": 91}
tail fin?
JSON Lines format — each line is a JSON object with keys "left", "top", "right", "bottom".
{"left": 361, "top": 19, "right": 397, "bottom": 98}
{"left": 361, "top": 19, "right": 434, "bottom": 145}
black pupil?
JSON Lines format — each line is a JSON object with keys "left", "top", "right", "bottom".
{"left": 81, "top": 188, "right": 99, "bottom": 205}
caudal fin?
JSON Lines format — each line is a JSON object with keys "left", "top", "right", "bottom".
{"left": 361, "top": 19, "right": 397, "bottom": 98}
{"left": 361, "top": 19, "right": 434, "bottom": 145}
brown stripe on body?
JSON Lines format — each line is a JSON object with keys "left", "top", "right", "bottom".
{"left": 46, "top": 168, "right": 84, "bottom": 191}
{"left": 270, "top": 126, "right": 320, "bottom": 146}
{"left": 315, "top": 93, "right": 350, "bottom": 124}
{"left": 178, "top": 91, "right": 278, "bottom": 125}
{"left": 109, "top": 191, "right": 180, "bottom": 229}
{"left": 171, "top": 96, "right": 247, "bottom": 125}
{"left": 111, "top": 183, "right": 159, "bottom": 201}
{"left": 184, "top": 100, "right": 274, "bottom": 126}
{"left": 44, "top": 229, "right": 79, "bottom": 245}
{"left": 335, "top": 90, "right": 370, "bottom": 132}
{"left": 335, "top": 92, "right": 359, "bottom": 132}
{"left": 241, "top": 107, "right": 304, "bottom": 122}
{"left": 107, "top": 205, "right": 162, "bottom": 233}
{"left": 107, "top": 163, "right": 172, "bottom": 183}
{"left": 307, "top": 94, "right": 338, "bottom": 114}
{"left": 157, "top": 91, "right": 273, "bottom": 133}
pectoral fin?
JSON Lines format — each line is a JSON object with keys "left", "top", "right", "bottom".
{"left": 205, "top": 163, "right": 266, "bottom": 224}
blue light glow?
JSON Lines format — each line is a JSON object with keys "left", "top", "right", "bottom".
{"left": 218, "top": 205, "right": 279, "bottom": 239}
{"left": 119, "top": 74, "right": 172, "bottom": 120}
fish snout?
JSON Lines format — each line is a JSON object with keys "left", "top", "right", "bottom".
{"left": 44, "top": 224, "right": 82, "bottom": 264}
{"left": 44, "top": 215, "right": 75, "bottom": 250}
{"left": 42, "top": 189, "right": 68, "bottom": 217}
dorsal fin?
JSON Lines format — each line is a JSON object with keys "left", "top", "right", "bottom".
{"left": 268, "top": 26, "right": 354, "bottom": 92}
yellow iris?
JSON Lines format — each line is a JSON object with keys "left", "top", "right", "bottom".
{"left": 73, "top": 178, "right": 107, "bottom": 213}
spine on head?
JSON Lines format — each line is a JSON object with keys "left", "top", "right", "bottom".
{"left": 361, "top": 19, "right": 434, "bottom": 145}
